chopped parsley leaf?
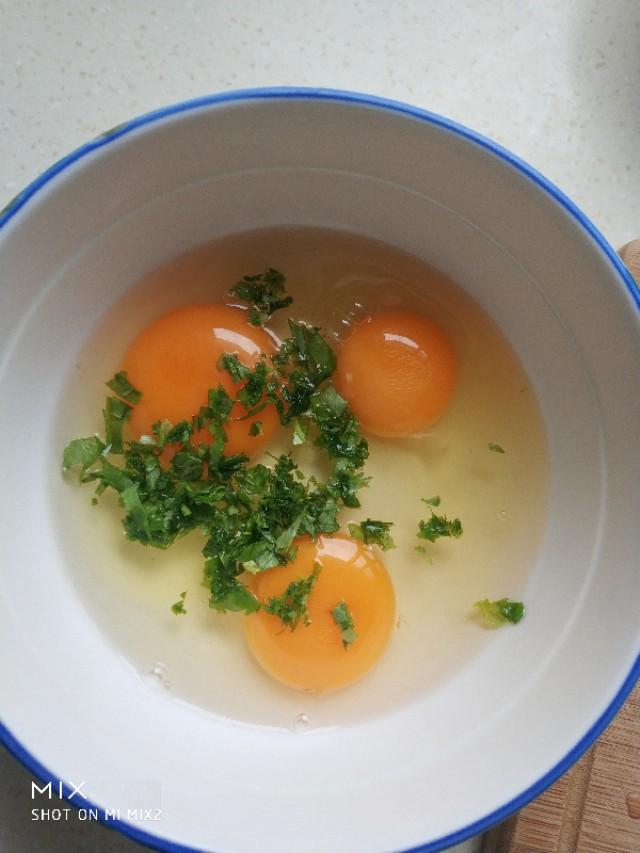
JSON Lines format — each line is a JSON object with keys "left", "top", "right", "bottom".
{"left": 348, "top": 518, "right": 395, "bottom": 550}
{"left": 62, "top": 436, "right": 106, "bottom": 474}
{"left": 310, "top": 386, "right": 368, "bottom": 470}
{"left": 271, "top": 320, "right": 337, "bottom": 419}
{"left": 488, "top": 442, "right": 505, "bottom": 454}
{"left": 417, "top": 511, "right": 463, "bottom": 543}
{"left": 474, "top": 598, "right": 525, "bottom": 627}
{"left": 292, "top": 418, "right": 307, "bottom": 446}
{"left": 204, "top": 385, "right": 234, "bottom": 426}
{"left": 62, "top": 272, "right": 373, "bottom": 619}
{"left": 237, "top": 361, "right": 270, "bottom": 414}
{"left": 171, "top": 591, "right": 187, "bottom": 615}
{"left": 249, "top": 421, "right": 263, "bottom": 437}
{"left": 217, "top": 352, "right": 250, "bottom": 384}
{"left": 171, "top": 450, "right": 204, "bottom": 482}
{"left": 102, "top": 396, "right": 132, "bottom": 454}
{"left": 151, "top": 418, "right": 193, "bottom": 447}
{"left": 264, "top": 563, "right": 321, "bottom": 630}
{"left": 331, "top": 601, "right": 357, "bottom": 649}
{"left": 106, "top": 371, "right": 142, "bottom": 405}
{"left": 230, "top": 267, "right": 293, "bottom": 327}
{"left": 280, "top": 319, "right": 337, "bottom": 384}
{"left": 421, "top": 495, "right": 441, "bottom": 507}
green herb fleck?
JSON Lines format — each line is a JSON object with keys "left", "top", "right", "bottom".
{"left": 106, "top": 371, "right": 142, "bottom": 405}
{"left": 249, "top": 421, "right": 263, "bottom": 437}
{"left": 488, "top": 442, "right": 505, "bottom": 454}
{"left": 151, "top": 419, "right": 193, "bottom": 447}
{"left": 417, "top": 497, "right": 462, "bottom": 542}
{"left": 348, "top": 518, "right": 395, "bottom": 550}
{"left": 474, "top": 598, "right": 525, "bottom": 627}
{"left": 331, "top": 601, "right": 357, "bottom": 649}
{"left": 102, "top": 396, "right": 133, "bottom": 454}
{"left": 271, "top": 320, "right": 336, "bottom": 415}
{"left": 264, "top": 563, "right": 321, "bottom": 630}
{"left": 203, "top": 385, "right": 234, "bottom": 426}
{"left": 230, "top": 267, "right": 293, "bottom": 327}
{"left": 171, "top": 451, "right": 204, "bottom": 482}
{"left": 62, "top": 272, "right": 374, "bottom": 622}
{"left": 309, "top": 386, "right": 368, "bottom": 469}
{"left": 292, "top": 418, "right": 307, "bottom": 446}
{"left": 171, "top": 591, "right": 187, "bottom": 615}
{"left": 218, "top": 352, "right": 251, "bottom": 384}
{"left": 421, "top": 495, "right": 441, "bottom": 507}
{"left": 62, "top": 436, "right": 106, "bottom": 474}
{"left": 417, "top": 512, "right": 463, "bottom": 543}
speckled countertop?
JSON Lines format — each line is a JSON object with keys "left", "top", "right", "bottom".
{"left": 1, "top": 2, "right": 638, "bottom": 852}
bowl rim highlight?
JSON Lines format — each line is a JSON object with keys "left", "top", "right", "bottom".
{"left": 1, "top": 85, "right": 639, "bottom": 853}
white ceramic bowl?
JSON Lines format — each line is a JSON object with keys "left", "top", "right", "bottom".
{"left": 2, "top": 88, "right": 640, "bottom": 853}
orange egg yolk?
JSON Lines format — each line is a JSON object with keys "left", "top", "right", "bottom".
{"left": 334, "top": 309, "right": 457, "bottom": 437}
{"left": 244, "top": 535, "right": 396, "bottom": 692}
{"left": 121, "top": 303, "right": 279, "bottom": 457}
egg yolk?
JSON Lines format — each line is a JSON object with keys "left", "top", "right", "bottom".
{"left": 244, "top": 535, "right": 396, "bottom": 692}
{"left": 121, "top": 303, "right": 279, "bottom": 456}
{"left": 334, "top": 309, "right": 457, "bottom": 437}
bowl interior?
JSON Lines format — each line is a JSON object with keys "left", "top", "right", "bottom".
{"left": 2, "top": 92, "right": 640, "bottom": 853}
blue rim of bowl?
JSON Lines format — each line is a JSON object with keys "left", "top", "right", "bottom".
{"left": 1, "top": 86, "right": 639, "bottom": 853}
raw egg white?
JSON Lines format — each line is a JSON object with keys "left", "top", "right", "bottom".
{"left": 57, "top": 226, "right": 548, "bottom": 728}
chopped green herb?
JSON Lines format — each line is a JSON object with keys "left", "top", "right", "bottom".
{"left": 264, "top": 563, "right": 321, "bottom": 630}
{"left": 218, "top": 354, "right": 273, "bottom": 420}
{"left": 474, "top": 598, "right": 525, "bottom": 627}
{"left": 62, "top": 436, "right": 106, "bottom": 474}
{"left": 171, "top": 591, "right": 187, "bottom": 615}
{"left": 348, "top": 518, "right": 395, "bottom": 550}
{"left": 203, "top": 385, "right": 234, "bottom": 426}
{"left": 106, "top": 371, "right": 142, "bottom": 405}
{"left": 278, "top": 319, "right": 337, "bottom": 384}
{"left": 331, "top": 601, "right": 357, "bottom": 649}
{"left": 206, "top": 571, "right": 260, "bottom": 614}
{"left": 102, "top": 396, "right": 132, "bottom": 454}
{"left": 270, "top": 320, "right": 338, "bottom": 421}
{"left": 417, "top": 512, "right": 463, "bottom": 543}
{"left": 421, "top": 495, "right": 441, "bottom": 507}
{"left": 62, "top": 272, "right": 373, "bottom": 620}
{"left": 326, "top": 464, "right": 370, "bottom": 509}
{"left": 229, "top": 267, "right": 293, "bottom": 326}
{"left": 292, "top": 418, "right": 307, "bottom": 446}
{"left": 200, "top": 453, "right": 341, "bottom": 613}
{"left": 488, "top": 442, "right": 505, "bottom": 454}
{"left": 151, "top": 418, "right": 193, "bottom": 447}
{"left": 237, "top": 361, "right": 270, "bottom": 414}
{"left": 217, "top": 352, "right": 250, "bottom": 384}
{"left": 309, "top": 386, "right": 368, "bottom": 469}
{"left": 171, "top": 451, "right": 204, "bottom": 482}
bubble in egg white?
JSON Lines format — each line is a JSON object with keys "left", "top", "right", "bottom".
{"left": 141, "top": 661, "right": 171, "bottom": 691}
{"left": 293, "top": 713, "right": 310, "bottom": 732}
{"left": 320, "top": 273, "right": 426, "bottom": 344}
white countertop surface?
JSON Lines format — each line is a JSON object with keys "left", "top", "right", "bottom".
{"left": 1, "top": 2, "right": 638, "bottom": 851}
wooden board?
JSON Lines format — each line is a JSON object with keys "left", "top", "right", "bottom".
{"left": 482, "top": 683, "right": 640, "bottom": 853}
